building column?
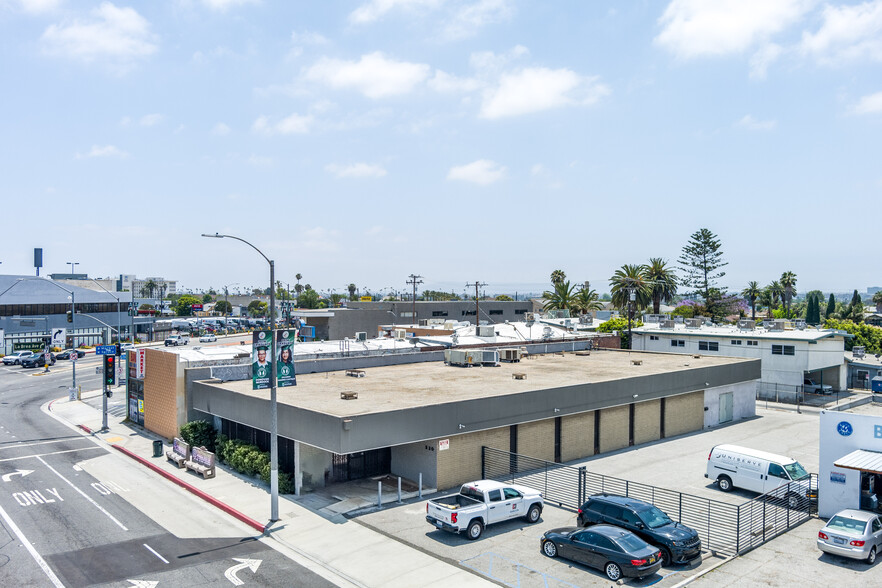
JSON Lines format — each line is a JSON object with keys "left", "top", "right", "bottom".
{"left": 294, "top": 440, "right": 302, "bottom": 496}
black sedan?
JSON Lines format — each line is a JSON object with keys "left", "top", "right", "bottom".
{"left": 21, "top": 352, "right": 56, "bottom": 368}
{"left": 541, "top": 525, "right": 662, "bottom": 581}
{"left": 56, "top": 349, "right": 86, "bottom": 360}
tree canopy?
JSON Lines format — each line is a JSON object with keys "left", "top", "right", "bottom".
{"left": 677, "top": 228, "right": 727, "bottom": 303}
{"left": 174, "top": 294, "right": 202, "bottom": 316}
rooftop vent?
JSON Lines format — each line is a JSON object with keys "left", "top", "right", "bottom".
{"left": 793, "top": 319, "right": 806, "bottom": 330}
{"left": 685, "top": 318, "right": 703, "bottom": 329}
{"left": 767, "top": 320, "right": 786, "bottom": 332}
{"left": 660, "top": 320, "right": 675, "bottom": 329}
{"left": 737, "top": 319, "right": 756, "bottom": 330}
{"left": 355, "top": 331, "right": 367, "bottom": 342}
{"left": 476, "top": 325, "right": 495, "bottom": 338}
{"left": 853, "top": 346, "right": 866, "bottom": 358}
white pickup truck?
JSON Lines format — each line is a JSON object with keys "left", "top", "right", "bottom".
{"left": 425, "top": 480, "right": 543, "bottom": 540}
{"left": 164, "top": 334, "right": 190, "bottom": 347}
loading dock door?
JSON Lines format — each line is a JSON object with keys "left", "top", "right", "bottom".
{"left": 719, "top": 392, "right": 733, "bottom": 424}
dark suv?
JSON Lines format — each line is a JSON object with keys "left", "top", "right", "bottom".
{"left": 577, "top": 494, "right": 701, "bottom": 566}
{"left": 21, "top": 352, "right": 56, "bottom": 368}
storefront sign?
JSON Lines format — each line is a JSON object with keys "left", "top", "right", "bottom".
{"left": 252, "top": 330, "right": 271, "bottom": 390}
{"left": 276, "top": 329, "right": 297, "bottom": 388}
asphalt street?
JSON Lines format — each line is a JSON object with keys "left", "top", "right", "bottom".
{"left": 0, "top": 354, "right": 334, "bottom": 587}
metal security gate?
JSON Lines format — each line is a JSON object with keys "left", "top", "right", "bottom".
{"left": 482, "top": 446, "right": 817, "bottom": 557}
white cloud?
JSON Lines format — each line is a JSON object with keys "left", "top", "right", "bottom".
{"left": 800, "top": 1, "right": 882, "bottom": 65}
{"left": 212, "top": 122, "right": 231, "bottom": 135}
{"left": 325, "top": 162, "right": 388, "bottom": 178}
{"left": 428, "top": 70, "right": 481, "bottom": 93}
{"left": 200, "top": 0, "right": 258, "bottom": 11}
{"left": 13, "top": 0, "right": 62, "bottom": 14}
{"left": 251, "top": 113, "right": 312, "bottom": 135}
{"left": 442, "top": 0, "right": 514, "bottom": 40}
{"left": 480, "top": 67, "right": 609, "bottom": 119}
{"left": 40, "top": 2, "right": 158, "bottom": 68}
{"left": 469, "top": 45, "right": 529, "bottom": 74}
{"left": 291, "top": 30, "right": 329, "bottom": 45}
{"left": 749, "top": 43, "right": 784, "bottom": 79}
{"left": 530, "top": 164, "right": 546, "bottom": 176}
{"left": 447, "top": 159, "right": 505, "bottom": 185}
{"left": 75, "top": 144, "right": 128, "bottom": 159}
{"left": 655, "top": 0, "right": 812, "bottom": 59}
{"left": 349, "top": 0, "right": 441, "bottom": 24}
{"left": 305, "top": 52, "right": 430, "bottom": 99}
{"left": 852, "top": 91, "right": 882, "bottom": 114}
{"left": 735, "top": 114, "right": 777, "bottom": 131}
{"left": 139, "top": 113, "right": 163, "bottom": 126}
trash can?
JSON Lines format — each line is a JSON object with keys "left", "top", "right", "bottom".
{"left": 152, "top": 440, "right": 163, "bottom": 458}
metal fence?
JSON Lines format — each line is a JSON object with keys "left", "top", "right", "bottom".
{"left": 482, "top": 447, "right": 817, "bottom": 557}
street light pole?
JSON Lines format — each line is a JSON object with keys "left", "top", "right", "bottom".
{"left": 67, "top": 261, "right": 79, "bottom": 275}
{"left": 202, "top": 233, "right": 279, "bottom": 522}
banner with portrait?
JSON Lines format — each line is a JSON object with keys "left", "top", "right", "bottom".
{"left": 276, "top": 329, "right": 297, "bottom": 387}
{"left": 252, "top": 330, "right": 272, "bottom": 390}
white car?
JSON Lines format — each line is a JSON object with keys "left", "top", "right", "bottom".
{"left": 3, "top": 351, "right": 34, "bottom": 365}
{"left": 199, "top": 333, "right": 217, "bottom": 343}
{"left": 804, "top": 378, "right": 833, "bottom": 394}
{"left": 818, "top": 509, "right": 882, "bottom": 564}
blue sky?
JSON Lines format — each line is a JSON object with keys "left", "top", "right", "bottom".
{"left": 2, "top": 0, "right": 880, "bottom": 297}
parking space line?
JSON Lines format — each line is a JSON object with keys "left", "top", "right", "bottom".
{"left": 0, "top": 446, "right": 102, "bottom": 463}
{"left": 143, "top": 543, "right": 169, "bottom": 564}
{"left": 36, "top": 455, "right": 129, "bottom": 531}
{"left": 0, "top": 502, "right": 65, "bottom": 587}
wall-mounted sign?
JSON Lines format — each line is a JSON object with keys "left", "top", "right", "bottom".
{"left": 830, "top": 471, "right": 846, "bottom": 485}
{"left": 439, "top": 439, "right": 449, "bottom": 451}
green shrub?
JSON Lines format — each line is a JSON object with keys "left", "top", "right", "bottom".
{"left": 179, "top": 420, "right": 217, "bottom": 452}
{"left": 214, "top": 433, "right": 295, "bottom": 493}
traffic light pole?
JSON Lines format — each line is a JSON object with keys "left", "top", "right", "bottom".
{"left": 102, "top": 373, "right": 108, "bottom": 431}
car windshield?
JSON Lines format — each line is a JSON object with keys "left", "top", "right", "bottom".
{"left": 638, "top": 506, "right": 673, "bottom": 529}
{"left": 783, "top": 461, "right": 808, "bottom": 480}
{"left": 827, "top": 515, "right": 867, "bottom": 535}
{"left": 612, "top": 533, "right": 647, "bottom": 552}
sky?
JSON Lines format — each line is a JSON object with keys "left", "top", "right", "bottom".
{"left": 2, "top": 0, "right": 881, "bottom": 298}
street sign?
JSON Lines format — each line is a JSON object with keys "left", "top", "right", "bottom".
{"left": 51, "top": 328, "right": 66, "bottom": 348}
{"left": 96, "top": 345, "right": 116, "bottom": 355}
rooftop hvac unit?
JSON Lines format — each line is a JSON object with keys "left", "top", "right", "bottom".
{"left": 542, "top": 326, "right": 553, "bottom": 339}
{"left": 394, "top": 329, "right": 407, "bottom": 340}
{"left": 853, "top": 346, "right": 866, "bottom": 358}
{"left": 644, "top": 314, "right": 668, "bottom": 323}
{"left": 673, "top": 316, "right": 684, "bottom": 323}
{"left": 481, "top": 349, "right": 499, "bottom": 366}
{"left": 737, "top": 320, "right": 756, "bottom": 330}
{"left": 477, "top": 325, "right": 495, "bottom": 338}
{"left": 446, "top": 349, "right": 481, "bottom": 367}
{"left": 419, "top": 319, "right": 428, "bottom": 326}
{"left": 355, "top": 331, "right": 367, "bottom": 342}
{"left": 767, "top": 320, "right": 786, "bottom": 332}
{"left": 579, "top": 314, "right": 591, "bottom": 324}
{"left": 685, "top": 318, "right": 703, "bottom": 329}
{"left": 500, "top": 348, "right": 522, "bottom": 362}
{"left": 563, "top": 319, "right": 572, "bottom": 329}
{"left": 660, "top": 320, "right": 675, "bottom": 329}
{"left": 793, "top": 319, "right": 806, "bottom": 330}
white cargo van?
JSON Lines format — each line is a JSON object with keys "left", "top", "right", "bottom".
{"left": 706, "top": 445, "right": 811, "bottom": 504}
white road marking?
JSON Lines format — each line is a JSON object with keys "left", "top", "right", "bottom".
{"left": 0, "top": 438, "right": 91, "bottom": 451}
{"left": 224, "top": 558, "right": 262, "bottom": 586}
{"left": 1, "top": 468, "right": 34, "bottom": 482}
{"left": 0, "top": 502, "right": 65, "bottom": 587}
{"left": 0, "top": 446, "right": 102, "bottom": 463}
{"left": 142, "top": 544, "right": 169, "bottom": 564}
{"left": 36, "top": 455, "right": 128, "bottom": 531}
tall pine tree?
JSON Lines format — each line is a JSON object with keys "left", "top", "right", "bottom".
{"left": 677, "top": 228, "right": 728, "bottom": 305}
{"left": 826, "top": 293, "right": 835, "bottom": 318}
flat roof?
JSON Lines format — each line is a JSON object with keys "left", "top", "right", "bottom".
{"left": 633, "top": 323, "right": 847, "bottom": 342}
{"left": 210, "top": 350, "right": 755, "bottom": 418}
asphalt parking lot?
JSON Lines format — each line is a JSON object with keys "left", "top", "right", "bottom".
{"left": 350, "top": 404, "right": 882, "bottom": 587}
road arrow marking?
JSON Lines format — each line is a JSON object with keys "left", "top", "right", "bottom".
{"left": 224, "top": 558, "right": 262, "bottom": 586}
{"left": 127, "top": 581, "right": 158, "bottom": 588}
{"left": 1, "top": 469, "right": 34, "bottom": 482}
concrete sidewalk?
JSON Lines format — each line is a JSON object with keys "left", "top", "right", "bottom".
{"left": 47, "top": 391, "right": 494, "bottom": 588}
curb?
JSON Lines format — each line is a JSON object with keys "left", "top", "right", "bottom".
{"left": 110, "top": 444, "right": 266, "bottom": 534}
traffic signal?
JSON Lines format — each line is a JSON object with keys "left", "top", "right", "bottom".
{"left": 103, "top": 355, "right": 116, "bottom": 386}
{"left": 115, "top": 343, "right": 121, "bottom": 356}
{"left": 66, "top": 311, "right": 73, "bottom": 323}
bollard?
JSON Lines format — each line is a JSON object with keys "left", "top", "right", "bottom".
{"left": 398, "top": 477, "right": 402, "bottom": 503}
{"left": 378, "top": 481, "right": 382, "bottom": 508}
{"left": 419, "top": 473, "right": 423, "bottom": 499}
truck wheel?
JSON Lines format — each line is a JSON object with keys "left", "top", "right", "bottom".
{"left": 718, "top": 476, "right": 733, "bottom": 492}
{"left": 525, "top": 504, "right": 541, "bottom": 524}
{"left": 467, "top": 520, "right": 483, "bottom": 540}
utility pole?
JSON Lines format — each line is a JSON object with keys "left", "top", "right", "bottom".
{"left": 466, "top": 281, "right": 487, "bottom": 326}
{"left": 406, "top": 274, "right": 423, "bottom": 325}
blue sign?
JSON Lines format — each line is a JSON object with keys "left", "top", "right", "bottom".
{"left": 96, "top": 345, "right": 116, "bottom": 356}
{"left": 836, "top": 421, "right": 853, "bottom": 437}
{"left": 830, "top": 471, "right": 846, "bottom": 485}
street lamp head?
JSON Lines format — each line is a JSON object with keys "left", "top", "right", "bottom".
{"left": 201, "top": 233, "right": 223, "bottom": 238}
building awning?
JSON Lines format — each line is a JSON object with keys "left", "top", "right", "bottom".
{"left": 834, "top": 449, "right": 882, "bottom": 475}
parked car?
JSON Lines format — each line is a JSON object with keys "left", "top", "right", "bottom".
{"left": 56, "top": 349, "right": 86, "bottom": 360}
{"left": 426, "top": 480, "right": 543, "bottom": 540}
{"left": 706, "top": 444, "right": 814, "bottom": 508}
{"left": 576, "top": 494, "right": 701, "bottom": 565}
{"left": 120, "top": 343, "right": 134, "bottom": 352}
{"left": 199, "top": 333, "right": 217, "bottom": 342}
{"left": 21, "top": 352, "right": 56, "bottom": 368}
{"left": 164, "top": 334, "right": 190, "bottom": 347}
{"left": 3, "top": 351, "right": 34, "bottom": 365}
{"left": 804, "top": 378, "right": 833, "bottom": 394}
{"left": 817, "top": 509, "right": 882, "bottom": 564}
{"left": 541, "top": 524, "right": 663, "bottom": 581}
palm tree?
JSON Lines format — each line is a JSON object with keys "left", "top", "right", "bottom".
{"left": 572, "top": 281, "right": 603, "bottom": 315}
{"left": 550, "top": 269, "right": 567, "bottom": 287}
{"left": 542, "top": 280, "right": 577, "bottom": 312}
{"left": 294, "top": 273, "right": 303, "bottom": 296}
{"left": 873, "top": 290, "right": 882, "bottom": 312}
{"left": 780, "top": 271, "right": 797, "bottom": 315}
{"left": 759, "top": 288, "right": 774, "bottom": 318}
{"left": 645, "top": 258, "right": 678, "bottom": 315}
{"left": 767, "top": 281, "right": 784, "bottom": 310}
{"left": 142, "top": 279, "right": 157, "bottom": 300}
{"left": 741, "top": 281, "right": 761, "bottom": 321}
{"left": 347, "top": 283, "right": 357, "bottom": 301}
{"left": 609, "top": 264, "right": 651, "bottom": 312}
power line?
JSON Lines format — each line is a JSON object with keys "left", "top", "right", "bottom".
{"left": 406, "top": 274, "right": 423, "bottom": 325}
{"left": 465, "top": 281, "right": 487, "bottom": 326}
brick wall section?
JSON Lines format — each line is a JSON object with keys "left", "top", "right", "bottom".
{"left": 517, "top": 420, "right": 554, "bottom": 463}
{"left": 598, "top": 405, "right": 629, "bottom": 453}
{"left": 144, "top": 349, "right": 183, "bottom": 441}
{"left": 664, "top": 391, "right": 704, "bottom": 437}
{"left": 633, "top": 399, "right": 661, "bottom": 445}
{"left": 435, "top": 427, "right": 509, "bottom": 491}
{"left": 560, "top": 411, "right": 594, "bottom": 462}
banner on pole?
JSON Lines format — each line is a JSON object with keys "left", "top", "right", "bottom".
{"left": 276, "top": 329, "right": 297, "bottom": 388}
{"left": 252, "top": 330, "right": 272, "bottom": 390}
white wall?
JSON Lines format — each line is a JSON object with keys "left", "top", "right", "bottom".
{"left": 818, "top": 411, "right": 882, "bottom": 518}
{"left": 703, "top": 381, "right": 757, "bottom": 428}
{"left": 391, "top": 440, "right": 438, "bottom": 489}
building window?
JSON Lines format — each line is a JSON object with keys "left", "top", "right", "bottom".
{"left": 731, "top": 340, "right": 742, "bottom": 345}
{"left": 747, "top": 340, "right": 758, "bottom": 346}
{"left": 650, "top": 335, "right": 659, "bottom": 341}
{"left": 462, "top": 310, "right": 476, "bottom": 316}
{"left": 514, "top": 309, "right": 528, "bottom": 315}
{"left": 771, "top": 344, "right": 795, "bottom": 356}
{"left": 399, "top": 311, "right": 414, "bottom": 318}
{"left": 489, "top": 309, "right": 503, "bottom": 315}
{"left": 432, "top": 311, "right": 448, "bottom": 317}
{"left": 699, "top": 341, "right": 719, "bottom": 352}
{"left": 671, "top": 339, "right": 685, "bottom": 347}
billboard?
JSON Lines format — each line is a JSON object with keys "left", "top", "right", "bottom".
{"left": 276, "top": 329, "right": 297, "bottom": 388}
{"left": 252, "top": 330, "right": 272, "bottom": 390}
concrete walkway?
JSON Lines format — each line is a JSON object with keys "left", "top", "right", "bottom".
{"left": 46, "top": 391, "right": 494, "bottom": 588}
